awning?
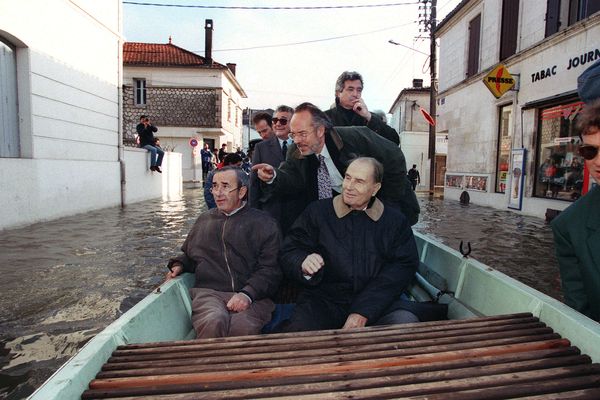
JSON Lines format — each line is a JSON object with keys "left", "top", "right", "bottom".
{"left": 521, "top": 89, "right": 579, "bottom": 110}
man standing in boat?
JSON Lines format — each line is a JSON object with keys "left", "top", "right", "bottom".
{"left": 166, "top": 167, "right": 282, "bottom": 338}
{"left": 551, "top": 60, "right": 600, "bottom": 322}
{"left": 276, "top": 158, "right": 438, "bottom": 332}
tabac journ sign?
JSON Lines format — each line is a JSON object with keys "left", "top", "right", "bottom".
{"left": 483, "top": 64, "right": 515, "bottom": 98}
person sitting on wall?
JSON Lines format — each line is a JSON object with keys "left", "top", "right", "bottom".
{"left": 275, "top": 157, "right": 442, "bottom": 333}
{"left": 166, "top": 166, "right": 282, "bottom": 338}
{"left": 136, "top": 115, "right": 164, "bottom": 173}
{"left": 204, "top": 153, "right": 243, "bottom": 210}
{"left": 551, "top": 59, "right": 600, "bottom": 322}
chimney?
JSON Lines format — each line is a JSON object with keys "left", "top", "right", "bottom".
{"left": 205, "top": 19, "right": 213, "bottom": 65}
{"left": 226, "top": 63, "right": 237, "bottom": 76}
{"left": 413, "top": 78, "right": 423, "bottom": 88}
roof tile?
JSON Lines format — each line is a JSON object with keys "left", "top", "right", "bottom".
{"left": 123, "top": 42, "right": 224, "bottom": 68}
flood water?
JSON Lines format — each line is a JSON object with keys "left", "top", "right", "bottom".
{"left": 0, "top": 189, "right": 562, "bottom": 399}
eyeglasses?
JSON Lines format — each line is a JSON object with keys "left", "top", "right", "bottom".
{"left": 272, "top": 118, "right": 288, "bottom": 126}
{"left": 209, "top": 186, "right": 240, "bottom": 195}
{"left": 289, "top": 131, "right": 312, "bottom": 140}
{"left": 579, "top": 144, "right": 599, "bottom": 160}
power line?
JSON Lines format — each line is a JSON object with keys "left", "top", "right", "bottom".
{"left": 123, "top": 1, "right": 419, "bottom": 10}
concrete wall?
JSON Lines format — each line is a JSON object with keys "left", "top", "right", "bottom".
{"left": 123, "top": 149, "right": 182, "bottom": 204}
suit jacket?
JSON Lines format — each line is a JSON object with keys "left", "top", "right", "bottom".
{"left": 551, "top": 185, "right": 600, "bottom": 321}
{"left": 266, "top": 126, "right": 420, "bottom": 225}
{"left": 250, "top": 136, "right": 300, "bottom": 233}
{"left": 325, "top": 104, "right": 399, "bottom": 145}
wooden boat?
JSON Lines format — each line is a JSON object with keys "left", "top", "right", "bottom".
{"left": 29, "top": 232, "right": 600, "bottom": 399}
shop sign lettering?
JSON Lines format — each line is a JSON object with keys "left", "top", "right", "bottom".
{"left": 531, "top": 48, "right": 600, "bottom": 83}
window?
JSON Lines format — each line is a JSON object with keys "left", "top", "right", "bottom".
{"left": 500, "top": 0, "right": 519, "bottom": 61}
{"left": 534, "top": 100, "right": 585, "bottom": 201}
{"left": 467, "top": 14, "right": 481, "bottom": 77}
{"left": 545, "top": 0, "right": 561, "bottom": 37}
{"left": 0, "top": 37, "right": 19, "bottom": 158}
{"left": 569, "top": 0, "right": 600, "bottom": 26}
{"left": 496, "top": 105, "right": 513, "bottom": 193}
{"left": 235, "top": 107, "right": 239, "bottom": 127}
{"left": 227, "top": 98, "right": 232, "bottom": 122}
{"left": 134, "top": 78, "right": 146, "bottom": 106}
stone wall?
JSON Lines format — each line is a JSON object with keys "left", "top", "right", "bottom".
{"left": 123, "top": 86, "right": 219, "bottom": 140}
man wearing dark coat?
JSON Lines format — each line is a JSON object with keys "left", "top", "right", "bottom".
{"left": 252, "top": 102, "right": 419, "bottom": 226}
{"left": 325, "top": 71, "right": 399, "bottom": 145}
{"left": 276, "top": 158, "right": 421, "bottom": 332}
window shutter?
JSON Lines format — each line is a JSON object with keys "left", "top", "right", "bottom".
{"left": 467, "top": 14, "right": 481, "bottom": 77}
{"left": 500, "top": 0, "right": 520, "bottom": 61}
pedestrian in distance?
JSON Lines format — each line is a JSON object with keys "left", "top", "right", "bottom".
{"left": 408, "top": 164, "right": 421, "bottom": 191}
{"left": 136, "top": 115, "right": 164, "bottom": 173}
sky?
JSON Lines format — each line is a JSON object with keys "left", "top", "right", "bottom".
{"left": 123, "top": 0, "right": 462, "bottom": 114}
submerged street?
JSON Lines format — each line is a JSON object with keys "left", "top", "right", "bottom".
{"left": 0, "top": 189, "right": 561, "bottom": 399}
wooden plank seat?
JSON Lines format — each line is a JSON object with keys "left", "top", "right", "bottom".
{"left": 81, "top": 313, "right": 600, "bottom": 399}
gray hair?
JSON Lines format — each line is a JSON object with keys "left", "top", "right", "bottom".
{"left": 275, "top": 105, "right": 294, "bottom": 115}
{"left": 335, "top": 71, "right": 364, "bottom": 93}
{"left": 294, "top": 102, "right": 333, "bottom": 132}
{"left": 214, "top": 166, "right": 249, "bottom": 188}
{"left": 349, "top": 157, "right": 384, "bottom": 183}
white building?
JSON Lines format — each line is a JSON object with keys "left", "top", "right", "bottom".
{"left": 389, "top": 79, "right": 448, "bottom": 191}
{"left": 436, "top": 0, "right": 599, "bottom": 218}
{"left": 123, "top": 20, "right": 246, "bottom": 183}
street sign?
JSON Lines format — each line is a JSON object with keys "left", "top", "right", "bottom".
{"left": 483, "top": 64, "right": 515, "bottom": 98}
{"left": 419, "top": 107, "right": 435, "bottom": 126}
{"left": 189, "top": 138, "right": 198, "bottom": 147}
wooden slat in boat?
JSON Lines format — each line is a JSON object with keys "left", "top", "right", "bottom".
{"left": 82, "top": 314, "right": 600, "bottom": 399}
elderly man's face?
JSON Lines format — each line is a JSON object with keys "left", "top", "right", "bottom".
{"left": 255, "top": 119, "right": 274, "bottom": 140}
{"left": 342, "top": 160, "right": 381, "bottom": 210}
{"left": 582, "top": 127, "right": 600, "bottom": 183}
{"left": 273, "top": 111, "right": 292, "bottom": 140}
{"left": 289, "top": 111, "right": 325, "bottom": 156}
{"left": 337, "top": 79, "right": 363, "bottom": 110}
{"left": 212, "top": 170, "right": 246, "bottom": 214}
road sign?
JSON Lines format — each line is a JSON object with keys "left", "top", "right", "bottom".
{"left": 189, "top": 138, "right": 198, "bottom": 147}
{"left": 419, "top": 107, "right": 435, "bottom": 126}
{"left": 483, "top": 64, "right": 515, "bottom": 98}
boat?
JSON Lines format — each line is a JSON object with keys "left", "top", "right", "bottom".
{"left": 29, "top": 232, "right": 600, "bottom": 399}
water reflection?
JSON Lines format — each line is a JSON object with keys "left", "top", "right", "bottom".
{"left": 0, "top": 190, "right": 561, "bottom": 399}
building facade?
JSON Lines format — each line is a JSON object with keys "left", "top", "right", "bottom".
{"left": 436, "top": 0, "right": 599, "bottom": 218}
{"left": 0, "top": 0, "right": 124, "bottom": 230}
{"left": 123, "top": 21, "right": 246, "bottom": 183}
{"left": 389, "top": 79, "right": 448, "bottom": 191}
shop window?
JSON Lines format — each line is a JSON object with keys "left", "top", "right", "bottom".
{"left": 500, "top": 0, "right": 519, "bottom": 61}
{"left": 496, "top": 104, "right": 513, "bottom": 193}
{"left": 134, "top": 78, "right": 146, "bottom": 106}
{"left": 0, "top": 37, "right": 20, "bottom": 158}
{"left": 534, "top": 101, "right": 584, "bottom": 201}
{"left": 467, "top": 14, "right": 481, "bottom": 77}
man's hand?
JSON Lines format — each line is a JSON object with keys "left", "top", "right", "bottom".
{"left": 351, "top": 98, "right": 371, "bottom": 121}
{"left": 227, "top": 293, "right": 251, "bottom": 312}
{"left": 301, "top": 253, "right": 325, "bottom": 276}
{"left": 251, "top": 163, "right": 275, "bottom": 182}
{"left": 342, "top": 313, "right": 368, "bottom": 329}
{"left": 165, "top": 264, "right": 183, "bottom": 281}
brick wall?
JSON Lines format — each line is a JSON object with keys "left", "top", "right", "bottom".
{"left": 123, "top": 86, "right": 219, "bottom": 140}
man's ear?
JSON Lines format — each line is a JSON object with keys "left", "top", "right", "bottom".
{"left": 317, "top": 125, "right": 326, "bottom": 138}
{"left": 239, "top": 185, "right": 248, "bottom": 200}
{"left": 372, "top": 182, "right": 382, "bottom": 197}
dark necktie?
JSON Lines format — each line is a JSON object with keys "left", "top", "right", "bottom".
{"left": 281, "top": 140, "right": 288, "bottom": 159}
{"left": 317, "top": 154, "right": 333, "bottom": 200}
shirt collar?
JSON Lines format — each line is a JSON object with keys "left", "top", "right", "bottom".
{"left": 221, "top": 201, "right": 247, "bottom": 217}
{"left": 318, "top": 143, "right": 331, "bottom": 160}
{"left": 333, "top": 195, "right": 384, "bottom": 221}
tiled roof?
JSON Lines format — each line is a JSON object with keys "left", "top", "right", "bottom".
{"left": 123, "top": 42, "right": 224, "bottom": 68}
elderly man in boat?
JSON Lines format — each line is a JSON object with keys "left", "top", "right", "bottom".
{"left": 276, "top": 157, "right": 438, "bottom": 332}
{"left": 166, "top": 166, "right": 282, "bottom": 338}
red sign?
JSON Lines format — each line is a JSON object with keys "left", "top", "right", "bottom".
{"left": 189, "top": 138, "right": 198, "bottom": 147}
{"left": 419, "top": 107, "right": 435, "bottom": 126}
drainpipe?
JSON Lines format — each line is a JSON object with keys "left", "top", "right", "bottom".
{"left": 117, "top": 4, "right": 126, "bottom": 207}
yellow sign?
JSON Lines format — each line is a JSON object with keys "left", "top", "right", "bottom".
{"left": 483, "top": 64, "right": 515, "bottom": 98}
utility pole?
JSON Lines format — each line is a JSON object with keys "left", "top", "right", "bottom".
{"left": 418, "top": 0, "right": 437, "bottom": 195}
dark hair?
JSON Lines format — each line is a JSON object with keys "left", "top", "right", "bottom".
{"left": 412, "top": 164, "right": 417, "bottom": 168}
{"left": 335, "top": 71, "right": 364, "bottom": 93}
{"left": 275, "top": 105, "right": 294, "bottom": 115}
{"left": 252, "top": 112, "right": 273, "bottom": 127}
{"left": 215, "top": 166, "right": 249, "bottom": 198}
{"left": 140, "top": 115, "right": 147, "bottom": 120}
{"left": 223, "top": 153, "right": 243, "bottom": 165}
{"left": 577, "top": 99, "right": 600, "bottom": 136}
{"left": 294, "top": 102, "right": 333, "bottom": 132}
{"left": 349, "top": 157, "right": 384, "bottom": 183}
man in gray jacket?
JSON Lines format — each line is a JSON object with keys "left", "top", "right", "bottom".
{"left": 166, "top": 167, "right": 282, "bottom": 338}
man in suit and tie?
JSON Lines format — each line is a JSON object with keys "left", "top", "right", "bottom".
{"left": 250, "top": 105, "right": 299, "bottom": 233}
{"left": 252, "top": 102, "right": 419, "bottom": 226}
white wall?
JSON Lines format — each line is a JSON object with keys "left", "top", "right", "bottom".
{"left": 123, "top": 149, "right": 182, "bottom": 203}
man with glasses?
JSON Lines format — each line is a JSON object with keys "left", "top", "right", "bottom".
{"left": 325, "top": 71, "right": 399, "bottom": 145}
{"left": 250, "top": 105, "right": 300, "bottom": 234}
{"left": 253, "top": 102, "right": 419, "bottom": 226}
{"left": 166, "top": 167, "right": 282, "bottom": 338}
{"left": 551, "top": 60, "right": 600, "bottom": 322}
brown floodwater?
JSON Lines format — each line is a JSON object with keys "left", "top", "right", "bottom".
{"left": 0, "top": 189, "right": 562, "bottom": 399}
